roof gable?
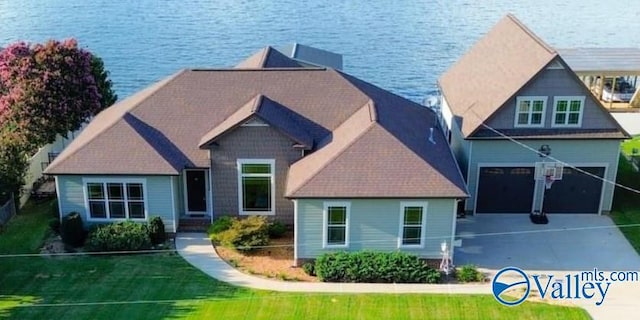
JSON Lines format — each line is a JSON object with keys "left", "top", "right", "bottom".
{"left": 198, "top": 94, "right": 314, "bottom": 149}
{"left": 235, "top": 46, "right": 304, "bottom": 69}
{"left": 438, "top": 14, "right": 557, "bottom": 137}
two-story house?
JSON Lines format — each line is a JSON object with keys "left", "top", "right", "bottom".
{"left": 438, "top": 14, "right": 628, "bottom": 215}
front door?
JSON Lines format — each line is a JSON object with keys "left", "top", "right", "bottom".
{"left": 186, "top": 170, "right": 207, "bottom": 214}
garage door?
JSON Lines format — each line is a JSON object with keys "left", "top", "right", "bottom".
{"left": 544, "top": 167, "right": 605, "bottom": 213}
{"left": 476, "top": 167, "right": 535, "bottom": 213}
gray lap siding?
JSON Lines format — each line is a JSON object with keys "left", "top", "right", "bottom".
{"left": 209, "top": 125, "right": 302, "bottom": 223}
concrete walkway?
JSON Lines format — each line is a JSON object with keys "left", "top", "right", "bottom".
{"left": 175, "top": 233, "right": 489, "bottom": 294}
{"left": 176, "top": 233, "right": 638, "bottom": 319}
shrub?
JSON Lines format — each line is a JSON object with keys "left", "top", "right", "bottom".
{"left": 217, "top": 216, "right": 270, "bottom": 251}
{"left": 48, "top": 218, "right": 61, "bottom": 234}
{"left": 60, "top": 212, "right": 86, "bottom": 247}
{"left": 268, "top": 220, "right": 287, "bottom": 238}
{"left": 315, "top": 251, "right": 440, "bottom": 283}
{"left": 85, "top": 221, "right": 151, "bottom": 252}
{"left": 147, "top": 216, "right": 166, "bottom": 245}
{"left": 208, "top": 216, "right": 234, "bottom": 241}
{"left": 456, "top": 264, "right": 485, "bottom": 283}
{"left": 302, "top": 262, "right": 316, "bottom": 276}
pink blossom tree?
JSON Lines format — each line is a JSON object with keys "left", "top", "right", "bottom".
{"left": 0, "top": 39, "right": 116, "bottom": 201}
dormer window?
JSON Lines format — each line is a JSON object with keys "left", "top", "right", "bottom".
{"left": 552, "top": 96, "right": 584, "bottom": 127}
{"left": 515, "top": 96, "right": 547, "bottom": 127}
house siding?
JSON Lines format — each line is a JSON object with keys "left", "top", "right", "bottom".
{"left": 296, "top": 198, "right": 456, "bottom": 260}
{"left": 56, "top": 175, "right": 177, "bottom": 232}
{"left": 465, "top": 139, "right": 620, "bottom": 213}
{"left": 487, "top": 67, "right": 620, "bottom": 130}
{"left": 443, "top": 96, "right": 471, "bottom": 178}
{"left": 209, "top": 125, "right": 302, "bottom": 224}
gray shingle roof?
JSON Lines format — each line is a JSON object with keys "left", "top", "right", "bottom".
{"left": 438, "top": 14, "right": 557, "bottom": 138}
{"left": 46, "top": 49, "right": 468, "bottom": 198}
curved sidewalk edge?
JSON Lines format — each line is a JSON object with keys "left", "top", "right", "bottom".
{"left": 175, "top": 232, "right": 490, "bottom": 294}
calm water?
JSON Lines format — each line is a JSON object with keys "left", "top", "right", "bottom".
{"left": 0, "top": 1, "right": 638, "bottom": 102}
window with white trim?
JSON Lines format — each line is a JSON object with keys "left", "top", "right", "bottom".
{"left": 515, "top": 97, "right": 547, "bottom": 127}
{"left": 237, "top": 159, "right": 275, "bottom": 215}
{"left": 85, "top": 181, "right": 146, "bottom": 220}
{"left": 323, "top": 202, "right": 350, "bottom": 248}
{"left": 553, "top": 96, "right": 584, "bottom": 127}
{"left": 399, "top": 202, "right": 427, "bottom": 248}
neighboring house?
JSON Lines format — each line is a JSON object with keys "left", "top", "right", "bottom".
{"left": 438, "top": 14, "right": 628, "bottom": 215}
{"left": 45, "top": 46, "right": 467, "bottom": 264}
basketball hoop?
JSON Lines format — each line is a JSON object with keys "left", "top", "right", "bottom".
{"left": 544, "top": 174, "right": 555, "bottom": 189}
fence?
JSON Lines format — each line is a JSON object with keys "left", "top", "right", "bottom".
{"left": 0, "top": 194, "right": 16, "bottom": 226}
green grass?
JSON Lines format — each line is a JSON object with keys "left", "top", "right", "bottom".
{"left": 0, "top": 200, "right": 590, "bottom": 319}
{"left": 620, "top": 135, "right": 640, "bottom": 156}
{"left": 611, "top": 156, "right": 640, "bottom": 254}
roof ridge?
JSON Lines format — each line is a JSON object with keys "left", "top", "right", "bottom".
{"left": 287, "top": 122, "right": 376, "bottom": 197}
{"left": 367, "top": 99, "right": 377, "bottom": 122}
{"left": 191, "top": 67, "right": 326, "bottom": 72}
{"left": 259, "top": 46, "right": 272, "bottom": 67}
{"left": 251, "top": 94, "right": 264, "bottom": 113}
{"left": 506, "top": 14, "right": 557, "bottom": 54}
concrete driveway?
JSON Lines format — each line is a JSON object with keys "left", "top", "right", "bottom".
{"left": 454, "top": 214, "right": 640, "bottom": 271}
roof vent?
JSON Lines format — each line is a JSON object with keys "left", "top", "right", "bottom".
{"left": 429, "top": 127, "right": 436, "bottom": 145}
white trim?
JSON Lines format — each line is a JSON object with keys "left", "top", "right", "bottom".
{"left": 241, "top": 118, "right": 269, "bottom": 127}
{"left": 514, "top": 96, "right": 547, "bottom": 128}
{"left": 466, "top": 140, "right": 473, "bottom": 213}
{"left": 551, "top": 96, "right": 585, "bottom": 128}
{"left": 397, "top": 201, "right": 428, "bottom": 249}
{"left": 182, "top": 169, "right": 209, "bottom": 216}
{"left": 82, "top": 178, "right": 148, "bottom": 222}
{"left": 208, "top": 168, "right": 214, "bottom": 223}
{"left": 237, "top": 159, "right": 276, "bottom": 216}
{"left": 450, "top": 200, "right": 458, "bottom": 261}
{"left": 322, "top": 201, "right": 350, "bottom": 249}
{"left": 54, "top": 176, "right": 63, "bottom": 221}
{"left": 170, "top": 176, "right": 176, "bottom": 233}
{"left": 293, "top": 199, "right": 299, "bottom": 265}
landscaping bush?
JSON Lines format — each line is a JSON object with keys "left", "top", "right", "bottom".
{"left": 302, "top": 262, "right": 316, "bottom": 276}
{"left": 60, "top": 212, "right": 86, "bottom": 247}
{"left": 315, "top": 251, "right": 441, "bottom": 283}
{"left": 147, "top": 216, "right": 166, "bottom": 245}
{"left": 216, "top": 216, "right": 270, "bottom": 251}
{"left": 455, "top": 264, "right": 485, "bottom": 283}
{"left": 85, "top": 221, "right": 151, "bottom": 252}
{"left": 268, "top": 220, "right": 287, "bottom": 238}
{"left": 208, "top": 215, "right": 234, "bottom": 241}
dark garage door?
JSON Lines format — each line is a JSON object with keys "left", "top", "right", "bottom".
{"left": 476, "top": 167, "right": 535, "bottom": 213}
{"left": 544, "top": 167, "right": 605, "bottom": 213}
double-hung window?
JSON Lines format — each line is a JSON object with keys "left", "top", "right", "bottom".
{"left": 398, "top": 202, "right": 428, "bottom": 248}
{"left": 323, "top": 202, "right": 350, "bottom": 248}
{"left": 515, "top": 97, "right": 547, "bottom": 127}
{"left": 238, "top": 159, "right": 275, "bottom": 215}
{"left": 85, "top": 180, "right": 146, "bottom": 220}
{"left": 553, "top": 96, "right": 584, "bottom": 127}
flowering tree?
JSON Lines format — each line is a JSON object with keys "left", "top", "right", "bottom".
{"left": 0, "top": 39, "right": 116, "bottom": 201}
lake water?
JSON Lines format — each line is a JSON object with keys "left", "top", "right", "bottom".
{"left": 0, "top": 1, "right": 638, "bottom": 102}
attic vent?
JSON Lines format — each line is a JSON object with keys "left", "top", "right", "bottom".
{"left": 546, "top": 60, "right": 564, "bottom": 70}
{"left": 428, "top": 127, "right": 436, "bottom": 145}
{"left": 241, "top": 118, "right": 269, "bottom": 127}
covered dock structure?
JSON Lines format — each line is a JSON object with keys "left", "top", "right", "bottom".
{"left": 559, "top": 48, "right": 640, "bottom": 111}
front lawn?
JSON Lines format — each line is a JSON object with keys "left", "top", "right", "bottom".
{"left": 611, "top": 156, "right": 640, "bottom": 253}
{"left": 0, "top": 200, "right": 589, "bottom": 319}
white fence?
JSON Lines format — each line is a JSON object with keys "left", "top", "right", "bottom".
{"left": 20, "top": 124, "right": 86, "bottom": 205}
